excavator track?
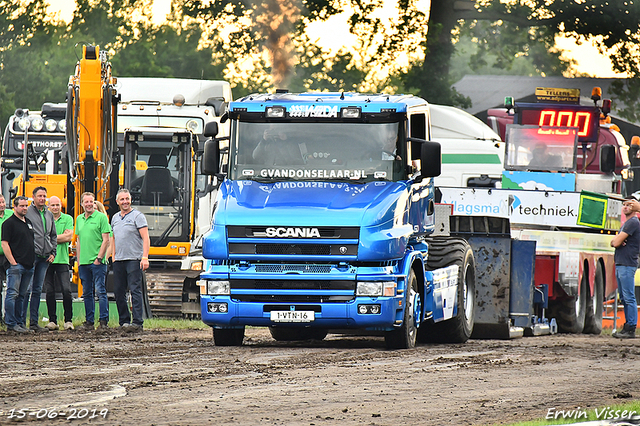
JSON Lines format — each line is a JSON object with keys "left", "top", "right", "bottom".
{"left": 145, "top": 271, "right": 187, "bottom": 318}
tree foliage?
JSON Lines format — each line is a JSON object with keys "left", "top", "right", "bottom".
{"left": 2, "top": 0, "right": 640, "bottom": 130}
{"left": 394, "top": 0, "right": 640, "bottom": 106}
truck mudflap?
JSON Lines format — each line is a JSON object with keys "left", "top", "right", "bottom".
{"left": 457, "top": 233, "right": 540, "bottom": 339}
{"left": 464, "top": 235, "right": 511, "bottom": 339}
{"left": 200, "top": 296, "right": 403, "bottom": 330}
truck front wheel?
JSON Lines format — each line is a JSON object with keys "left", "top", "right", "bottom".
{"left": 213, "top": 327, "right": 245, "bottom": 346}
{"left": 418, "top": 238, "right": 475, "bottom": 343}
{"left": 548, "top": 275, "right": 587, "bottom": 334}
{"left": 384, "top": 268, "right": 420, "bottom": 349}
{"left": 583, "top": 264, "right": 604, "bottom": 334}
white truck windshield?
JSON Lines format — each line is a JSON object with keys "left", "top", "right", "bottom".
{"left": 505, "top": 125, "right": 578, "bottom": 172}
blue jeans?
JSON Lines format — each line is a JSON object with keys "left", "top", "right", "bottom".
{"left": 113, "top": 260, "right": 144, "bottom": 326}
{"left": 23, "top": 256, "right": 50, "bottom": 326}
{"left": 4, "top": 264, "right": 34, "bottom": 328}
{"left": 615, "top": 265, "right": 637, "bottom": 328}
{"left": 78, "top": 263, "right": 108, "bottom": 323}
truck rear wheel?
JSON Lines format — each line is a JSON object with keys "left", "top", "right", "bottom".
{"left": 269, "top": 327, "right": 327, "bottom": 341}
{"left": 548, "top": 274, "right": 587, "bottom": 333}
{"left": 583, "top": 264, "right": 604, "bottom": 335}
{"left": 418, "top": 238, "right": 475, "bottom": 343}
{"left": 213, "top": 327, "right": 245, "bottom": 346}
{"left": 384, "top": 269, "right": 420, "bottom": 349}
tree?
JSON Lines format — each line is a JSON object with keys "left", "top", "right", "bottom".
{"left": 0, "top": 0, "right": 57, "bottom": 127}
{"left": 397, "top": 0, "right": 640, "bottom": 106}
{"left": 0, "top": 0, "right": 235, "bottom": 130}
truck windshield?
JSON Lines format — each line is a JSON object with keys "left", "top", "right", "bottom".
{"left": 504, "top": 125, "right": 578, "bottom": 172}
{"left": 228, "top": 122, "right": 405, "bottom": 182}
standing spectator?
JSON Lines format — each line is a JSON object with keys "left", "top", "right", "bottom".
{"left": 44, "top": 196, "right": 74, "bottom": 331}
{"left": 0, "top": 194, "right": 14, "bottom": 323}
{"left": 94, "top": 200, "right": 112, "bottom": 262}
{"left": 24, "top": 186, "right": 57, "bottom": 332}
{"left": 111, "top": 188, "right": 149, "bottom": 332}
{"left": 610, "top": 195, "right": 640, "bottom": 339}
{"left": 75, "top": 192, "right": 110, "bottom": 331}
{"left": 2, "top": 196, "right": 35, "bottom": 333}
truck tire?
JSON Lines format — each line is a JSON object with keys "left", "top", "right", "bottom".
{"left": 548, "top": 274, "right": 587, "bottom": 333}
{"left": 385, "top": 268, "right": 420, "bottom": 349}
{"left": 213, "top": 327, "right": 245, "bottom": 346}
{"left": 418, "top": 238, "right": 475, "bottom": 343}
{"left": 269, "top": 327, "right": 328, "bottom": 341}
{"left": 583, "top": 264, "right": 604, "bottom": 335}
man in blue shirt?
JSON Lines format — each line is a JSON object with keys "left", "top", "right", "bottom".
{"left": 610, "top": 195, "right": 640, "bottom": 339}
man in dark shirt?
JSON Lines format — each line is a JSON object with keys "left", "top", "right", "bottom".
{"left": 610, "top": 196, "right": 640, "bottom": 339}
{"left": 2, "top": 196, "right": 35, "bottom": 333}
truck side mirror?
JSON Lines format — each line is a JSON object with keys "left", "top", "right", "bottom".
{"left": 202, "top": 139, "right": 220, "bottom": 176}
{"left": 420, "top": 140, "right": 441, "bottom": 178}
{"left": 204, "top": 121, "right": 219, "bottom": 138}
{"left": 205, "top": 97, "right": 227, "bottom": 116}
{"left": 599, "top": 144, "right": 616, "bottom": 174}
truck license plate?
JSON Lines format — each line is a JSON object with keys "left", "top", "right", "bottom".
{"left": 270, "top": 311, "right": 315, "bottom": 323}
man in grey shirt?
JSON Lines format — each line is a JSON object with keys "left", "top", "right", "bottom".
{"left": 111, "top": 188, "right": 150, "bottom": 332}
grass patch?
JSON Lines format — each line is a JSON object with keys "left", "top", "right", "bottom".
{"left": 142, "top": 318, "right": 209, "bottom": 330}
{"left": 2, "top": 317, "right": 209, "bottom": 331}
{"left": 496, "top": 400, "right": 640, "bottom": 426}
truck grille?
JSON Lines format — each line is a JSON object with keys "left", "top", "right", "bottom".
{"left": 254, "top": 264, "right": 333, "bottom": 274}
{"left": 229, "top": 243, "right": 358, "bottom": 256}
{"left": 258, "top": 243, "right": 329, "bottom": 255}
{"left": 228, "top": 226, "right": 359, "bottom": 239}
{"left": 227, "top": 225, "right": 360, "bottom": 258}
{"left": 234, "top": 295, "right": 353, "bottom": 303}
{"left": 231, "top": 279, "right": 355, "bottom": 290}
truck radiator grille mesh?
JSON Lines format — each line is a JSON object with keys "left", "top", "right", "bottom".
{"left": 254, "top": 264, "right": 333, "bottom": 274}
{"left": 231, "top": 279, "right": 355, "bottom": 290}
{"left": 230, "top": 279, "right": 355, "bottom": 303}
{"left": 256, "top": 244, "right": 330, "bottom": 255}
{"left": 233, "top": 295, "right": 353, "bottom": 303}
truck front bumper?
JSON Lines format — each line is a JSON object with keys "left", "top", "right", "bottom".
{"left": 200, "top": 295, "right": 403, "bottom": 330}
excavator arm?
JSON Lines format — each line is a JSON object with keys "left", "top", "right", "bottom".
{"left": 66, "top": 44, "right": 119, "bottom": 218}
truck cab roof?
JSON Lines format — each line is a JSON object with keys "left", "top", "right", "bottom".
{"left": 232, "top": 92, "right": 428, "bottom": 113}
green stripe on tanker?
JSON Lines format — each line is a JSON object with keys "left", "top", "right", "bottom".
{"left": 441, "top": 153, "right": 502, "bottom": 164}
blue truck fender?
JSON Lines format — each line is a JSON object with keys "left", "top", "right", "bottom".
{"left": 396, "top": 250, "right": 433, "bottom": 328}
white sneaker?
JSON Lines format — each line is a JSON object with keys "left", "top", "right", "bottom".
{"left": 46, "top": 321, "right": 59, "bottom": 331}
{"left": 64, "top": 322, "right": 75, "bottom": 330}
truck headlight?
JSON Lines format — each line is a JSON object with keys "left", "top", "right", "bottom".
{"left": 30, "top": 116, "right": 44, "bottom": 132}
{"left": 200, "top": 280, "right": 230, "bottom": 295}
{"left": 356, "top": 281, "right": 396, "bottom": 297}
{"left": 45, "top": 119, "right": 58, "bottom": 132}
{"left": 18, "top": 117, "right": 30, "bottom": 131}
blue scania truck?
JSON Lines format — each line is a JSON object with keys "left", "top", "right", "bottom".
{"left": 197, "top": 92, "right": 478, "bottom": 349}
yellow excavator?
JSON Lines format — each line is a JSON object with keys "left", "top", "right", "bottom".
{"left": 64, "top": 44, "right": 120, "bottom": 297}
{"left": 65, "top": 44, "right": 120, "bottom": 217}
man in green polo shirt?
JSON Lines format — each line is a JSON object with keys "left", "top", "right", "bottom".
{"left": 75, "top": 192, "right": 110, "bottom": 331}
{"left": 0, "top": 194, "right": 13, "bottom": 324}
{"left": 44, "top": 196, "right": 74, "bottom": 331}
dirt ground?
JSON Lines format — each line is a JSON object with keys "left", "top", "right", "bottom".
{"left": 0, "top": 328, "right": 638, "bottom": 426}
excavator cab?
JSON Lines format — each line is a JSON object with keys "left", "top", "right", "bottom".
{"left": 123, "top": 127, "right": 195, "bottom": 251}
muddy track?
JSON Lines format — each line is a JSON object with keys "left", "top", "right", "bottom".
{"left": 0, "top": 329, "right": 638, "bottom": 425}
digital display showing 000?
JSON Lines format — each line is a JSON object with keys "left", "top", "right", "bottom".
{"left": 516, "top": 103, "right": 599, "bottom": 142}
